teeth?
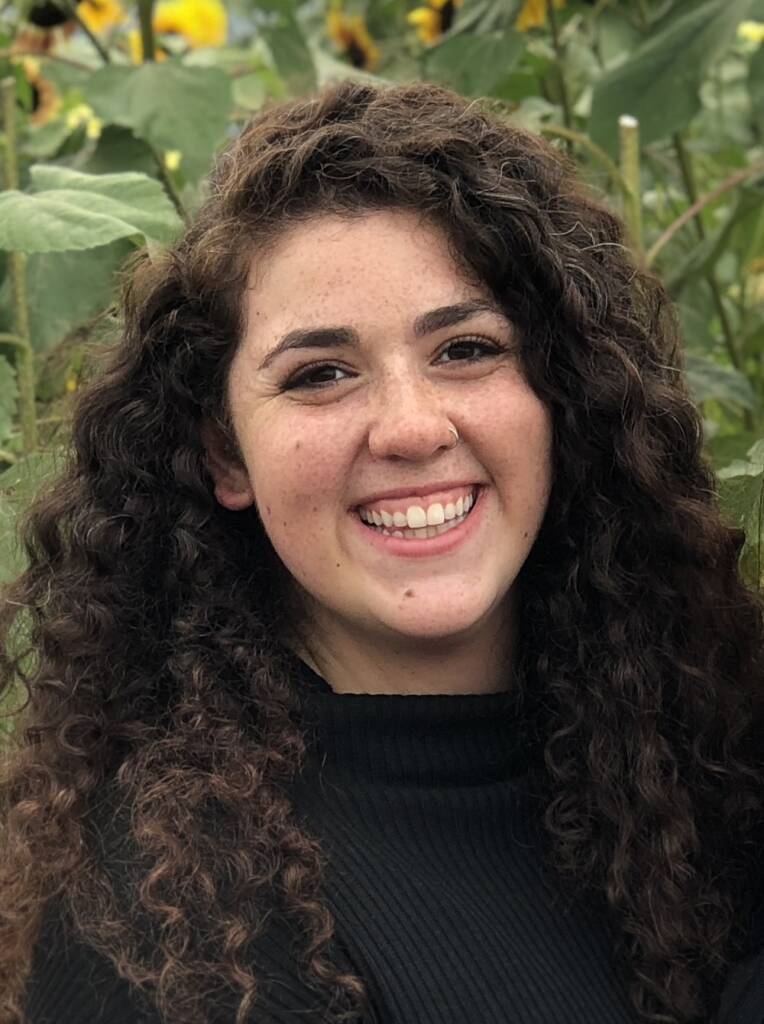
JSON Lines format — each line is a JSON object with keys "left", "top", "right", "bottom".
{"left": 406, "top": 505, "right": 427, "bottom": 529}
{"left": 359, "top": 488, "right": 476, "bottom": 528}
{"left": 359, "top": 491, "right": 478, "bottom": 539}
{"left": 426, "top": 503, "right": 445, "bottom": 526}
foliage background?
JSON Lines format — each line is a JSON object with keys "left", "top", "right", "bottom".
{"left": 0, "top": 0, "right": 763, "bottom": 716}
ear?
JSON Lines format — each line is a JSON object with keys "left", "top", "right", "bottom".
{"left": 199, "top": 420, "right": 255, "bottom": 512}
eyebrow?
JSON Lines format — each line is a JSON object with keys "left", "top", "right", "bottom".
{"left": 256, "top": 299, "right": 510, "bottom": 372}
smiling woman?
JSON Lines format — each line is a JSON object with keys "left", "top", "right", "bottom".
{"left": 0, "top": 80, "right": 762, "bottom": 1024}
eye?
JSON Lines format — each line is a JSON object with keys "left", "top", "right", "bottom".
{"left": 280, "top": 335, "right": 506, "bottom": 391}
{"left": 436, "top": 337, "right": 506, "bottom": 364}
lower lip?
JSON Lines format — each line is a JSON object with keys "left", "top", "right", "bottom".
{"left": 350, "top": 487, "right": 486, "bottom": 559}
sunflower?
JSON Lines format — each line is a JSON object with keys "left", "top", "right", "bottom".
{"left": 77, "top": 0, "right": 126, "bottom": 34}
{"left": 515, "top": 0, "right": 566, "bottom": 32}
{"left": 407, "top": 0, "right": 463, "bottom": 47}
{"left": 13, "top": 1, "right": 78, "bottom": 54}
{"left": 153, "top": 0, "right": 227, "bottom": 49}
{"left": 326, "top": 5, "right": 379, "bottom": 70}
{"left": 19, "top": 56, "right": 62, "bottom": 125}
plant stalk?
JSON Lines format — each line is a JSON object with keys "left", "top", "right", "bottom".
{"left": 541, "top": 124, "right": 630, "bottom": 194}
{"left": 646, "top": 160, "right": 764, "bottom": 267}
{"left": 547, "top": 0, "right": 573, "bottom": 139}
{"left": 1, "top": 78, "right": 38, "bottom": 455}
{"left": 618, "top": 114, "right": 642, "bottom": 254}
{"left": 63, "top": 0, "right": 111, "bottom": 63}
{"left": 672, "top": 133, "right": 752, "bottom": 428}
{"left": 137, "top": 0, "right": 156, "bottom": 62}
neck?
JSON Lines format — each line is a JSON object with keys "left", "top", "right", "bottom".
{"left": 294, "top": 594, "right": 517, "bottom": 696}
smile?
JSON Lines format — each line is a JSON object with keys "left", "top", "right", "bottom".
{"left": 358, "top": 488, "right": 477, "bottom": 539}
{"left": 351, "top": 486, "right": 486, "bottom": 558}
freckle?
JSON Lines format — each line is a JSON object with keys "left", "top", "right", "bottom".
{"left": 523, "top": 531, "right": 529, "bottom": 538}
{"left": 295, "top": 441, "right": 301, "bottom": 450}
{"left": 403, "top": 589, "right": 415, "bottom": 598}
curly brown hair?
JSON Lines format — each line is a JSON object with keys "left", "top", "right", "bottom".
{"left": 0, "top": 78, "right": 762, "bottom": 1024}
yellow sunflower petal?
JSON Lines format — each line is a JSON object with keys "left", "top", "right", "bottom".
{"left": 153, "top": 0, "right": 227, "bottom": 49}
{"left": 515, "top": 0, "right": 565, "bottom": 32}
{"left": 325, "top": 8, "right": 379, "bottom": 69}
{"left": 77, "top": 0, "right": 126, "bottom": 35}
{"left": 407, "top": 6, "right": 441, "bottom": 45}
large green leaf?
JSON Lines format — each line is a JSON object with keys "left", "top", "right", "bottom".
{"left": 424, "top": 30, "right": 525, "bottom": 98}
{"left": 85, "top": 62, "right": 233, "bottom": 182}
{"left": 26, "top": 240, "right": 133, "bottom": 354}
{"left": 589, "top": 0, "right": 753, "bottom": 153}
{"left": 0, "top": 450, "right": 64, "bottom": 585}
{"left": 261, "top": 16, "right": 316, "bottom": 96}
{"left": 0, "top": 168, "right": 181, "bottom": 253}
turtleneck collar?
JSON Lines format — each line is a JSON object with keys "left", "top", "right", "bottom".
{"left": 291, "top": 655, "right": 532, "bottom": 788}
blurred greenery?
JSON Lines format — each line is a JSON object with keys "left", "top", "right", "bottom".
{"left": 0, "top": 0, "right": 762, "bottom": 633}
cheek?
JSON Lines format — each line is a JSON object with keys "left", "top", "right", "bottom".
{"left": 490, "top": 390, "right": 553, "bottom": 504}
{"left": 249, "top": 421, "right": 351, "bottom": 538}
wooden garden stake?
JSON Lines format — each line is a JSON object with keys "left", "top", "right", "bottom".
{"left": 618, "top": 114, "right": 643, "bottom": 256}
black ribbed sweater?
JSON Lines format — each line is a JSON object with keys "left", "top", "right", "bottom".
{"left": 24, "top": 657, "right": 764, "bottom": 1023}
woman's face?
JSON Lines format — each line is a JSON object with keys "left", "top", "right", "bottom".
{"left": 204, "top": 210, "right": 553, "bottom": 650}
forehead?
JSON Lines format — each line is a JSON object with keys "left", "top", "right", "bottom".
{"left": 243, "top": 210, "right": 485, "bottom": 331}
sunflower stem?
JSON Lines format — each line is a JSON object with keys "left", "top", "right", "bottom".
{"left": 547, "top": 0, "right": 573, "bottom": 140}
{"left": 1, "top": 78, "right": 38, "bottom": 455}
{"left": 63, "top": 0, "right": 111, "bottom": 63}
{"left": 137, "top": 0, "right": 157, "bottom": 62}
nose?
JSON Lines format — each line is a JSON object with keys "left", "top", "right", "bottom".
{"left": 366, "top": 373, "right": 457, "bottom": 461}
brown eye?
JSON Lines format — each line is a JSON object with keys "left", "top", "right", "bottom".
{"left": 437, "top": 337, "right": 505, "bottom": 363}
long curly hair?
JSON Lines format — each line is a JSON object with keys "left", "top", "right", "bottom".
{"left": 1, "top": 78, "right": 762, "bottom": 1024}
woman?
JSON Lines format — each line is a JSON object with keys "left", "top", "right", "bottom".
{"left": 0, "top": 79, "right": 762, "bottom": 1024}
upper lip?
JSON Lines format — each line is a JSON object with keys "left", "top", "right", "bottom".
{"left": 353, "top": 481, "right": 482, "bottom": 508}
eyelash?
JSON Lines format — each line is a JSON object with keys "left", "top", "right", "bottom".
{"left": 280, "top": 336, "right": 507, "bottom": 391}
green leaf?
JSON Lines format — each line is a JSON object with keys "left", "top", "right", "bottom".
{"left": 717, "top": 465, "right": 764, "bottom": 589}
{"left": 0, "top": 450, "right": 64, "bottom": 585}
{"left": 0, "top": 357, "right": 18, "bottom": 448}
{"left": 589, "top": 0, "right": 754, "bottom": 153}
{"left": 26, "top": 240, "right": 133, "bottom": 353}
{"left": 82, "top": 125, "right": 158, "bottom": 177}
{"left": 424, "top": 30, "right": 526, "bottom": 98}
{"left": 85, "top": 62, "right": 233, "bottom": 182}
{"left": 0, "top": 168, "right": 181, "bottom": 253}
{"left": 684, "top": 352, "right": 757, "bottom": 411}
{"left": 261, "top": 16, "right": 316, "bottom": 96}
